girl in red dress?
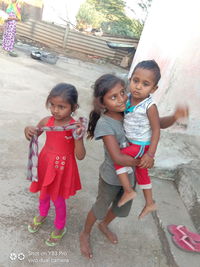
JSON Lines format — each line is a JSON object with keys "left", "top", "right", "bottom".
{"left": 24, "top": 83, "right": 86, "bottom": 246}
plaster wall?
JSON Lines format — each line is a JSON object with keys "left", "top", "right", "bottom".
{"left": 129, "top": 0, "right": 200, "bottom": 135}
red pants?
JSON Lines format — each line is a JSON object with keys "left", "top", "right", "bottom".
{"left": 114, "top": 144, "right": 152, "bottom": 189}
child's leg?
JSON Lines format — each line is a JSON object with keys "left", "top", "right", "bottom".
{"left": 99, "top": 186, "right": 134, "bottom": 243}
{"left": 80, "top": 209, "right": 97, "bottom": 258}
{"left": 117, "top": 172, "right": 136, "bottom": 207}
{"left": 139, "top": 189, "right": 156, "bottom": 219}
{"left": 135, "top": 167, "right": 156, "bottom": 219}
{"left": 53, "top": 196, "right": 66, "bottom": 232}
{"left": 39, "top": 194, "right": 51, "bottom": 218}
{"left": 80, "top": 208, "right": 117, "bottom": 258}
{"left": 114, "top": 144, "right": 142, "bottom": 207}
{"left": 98, "top": 208, "right": 118, "bottom": 244}
{"left": 28, "top": 194, "right": 50, "bottom": 232}
{"left": 80, "top": 177, "right": 121, "bottom": 258}
{"left": 45, "top": 196, "right": 66, "bottom": 244}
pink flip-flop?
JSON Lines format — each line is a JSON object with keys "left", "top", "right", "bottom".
{"left": 167, "top": 225, "right": 200, "bottom": 242}
{"left": 172, "top": 235, "right": 200, "bottom": 253}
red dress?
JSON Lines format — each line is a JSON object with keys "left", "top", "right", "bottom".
{"left": 30, "top": 116, "right": 81, "bottom": 200}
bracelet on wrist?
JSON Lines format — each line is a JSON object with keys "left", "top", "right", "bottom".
{"left": 147, "top": 151, "right": 155, "bottom": 158}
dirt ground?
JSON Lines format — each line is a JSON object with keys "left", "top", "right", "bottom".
{"left": 0, "top": 49, "right": 169, "bottom": 267}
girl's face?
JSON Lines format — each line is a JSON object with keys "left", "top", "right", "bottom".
{"left": 130, "top": 68, "right": 158, "bottom": 101}
{"left": 48, "top": 96, "right": 73, "bottom": 123}
{"left": 102, "top": 82, "right": 127, "bottom": 115}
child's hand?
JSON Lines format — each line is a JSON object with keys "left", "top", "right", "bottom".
{"left": 24, "top": 126, "right": 37, "bottom": 141}
{"left": 73, "top": 124, "right": 84, "bottom": 139}
{"left": 72, "top": 117, "right": 88, "bottom": 140}
{"left": 139, "top": 153, "right": 154, "bottom": 169}
{"left": 132, "top": 158, "right": 141, "bottom": 167}
{"left": 6, "top": 17, "right": 16, "bottom": 21}
{"left": 173, "top": 105, "right": 189, "bottom": 121}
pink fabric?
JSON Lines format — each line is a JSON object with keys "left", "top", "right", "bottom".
{"left": 114, "top": 144, "right": 151, "bottom": 187}
{"left": 39, "top": 194, "right": 66, "bottom": 230}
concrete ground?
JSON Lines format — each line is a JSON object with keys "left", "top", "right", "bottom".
{"left": 0, "top": 48, "right": 199, "bottom": 267}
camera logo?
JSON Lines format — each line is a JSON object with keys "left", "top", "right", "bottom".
{"left": 18, "top": 253, "right": 25, "bottom": 261}
{"left": 10, "top": 253, "right": 17, "bottom": 261}
{"left": 9, "top": 252, "right": 25, "bottom": 261}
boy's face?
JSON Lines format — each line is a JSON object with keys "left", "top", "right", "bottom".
{"left": 130, "top": 68, "right": 158, "bottom": 100}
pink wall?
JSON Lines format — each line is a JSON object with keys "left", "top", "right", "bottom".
{"left": 129, "top": 0, "right": 200, "bottom": 134}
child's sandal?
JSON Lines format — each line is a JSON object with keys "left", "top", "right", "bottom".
{"left": 28, "top": 216, "right": 46, "bottom": 233}
{"left": 45, "top": 227, "right": 67, "bottom": 247}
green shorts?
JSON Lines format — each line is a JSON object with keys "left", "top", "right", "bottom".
{"left": 92, "top": 176, "right": 133, "bottom": 220}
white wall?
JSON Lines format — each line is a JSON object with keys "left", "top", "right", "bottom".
{"left": 129, "top": 0, "right": 200, "bottom": 134}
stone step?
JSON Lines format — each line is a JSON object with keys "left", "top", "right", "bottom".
{"left": 175, "top": 163, "right": 200, "bottom": 232}
{"left": 152, "top": 178, "right": 200, "bottom": 267}
{"left": 150, "top": 131, "right": 200, "bottom": 233}
{"left": 150, "top": 160, "right": 200, "bottom": 232}
{"left": 150, "top": 132, "right": 200, "bottom": 182}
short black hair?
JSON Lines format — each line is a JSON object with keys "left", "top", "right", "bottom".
{"left": 132, "top": 60, "right": 161, "bottom": 85}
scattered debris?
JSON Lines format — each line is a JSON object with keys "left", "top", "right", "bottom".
{"left": 30, "top": 50, "right": 58, "bottom": 64}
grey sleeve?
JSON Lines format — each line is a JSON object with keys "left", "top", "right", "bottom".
{"left": 94, "top": 119, "right": 115, "bottom": 140}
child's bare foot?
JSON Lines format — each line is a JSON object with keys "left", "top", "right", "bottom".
{"left": 118, "top": 190, "right": 137, "bottom": 207}
{"left": 98, "top": 222, "right": 118, "bottom": 244}
{"left": 139, "top": 203, "right": 157, "bottom": 219}
{"left": 79, "top": 231, "right": 93, "bottom": 259}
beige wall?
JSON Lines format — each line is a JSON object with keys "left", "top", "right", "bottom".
{"left": 129, "top": 0, "right": 200, "bottom": 134}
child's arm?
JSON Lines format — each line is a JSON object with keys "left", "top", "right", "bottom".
{"left": 74, "top": 139, "right": 86, "bottom": 160}
{"left": 73, "top": 121, "right": 86, "bottom": 160}
{"left": 103, "top": 135, "right": 141, "bottom": 167}
{"left": 160, "top": 105, "right": 189, "bottom": 129}
{"left": 6, "top": 17, "right": 19, "bottom": 22}
{"left": 139, "top": 105, "right": 160, "bottom": 169}
{"left": 24, "top": 117, "right": 50, "bottom": 141}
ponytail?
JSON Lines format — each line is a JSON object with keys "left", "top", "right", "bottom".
{"left": 87, "top": 110, "right": 101, "bottom": 139}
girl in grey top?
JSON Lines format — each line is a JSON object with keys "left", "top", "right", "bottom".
{"left": 79, "top": 74, "right": 189, "bottom": 259}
